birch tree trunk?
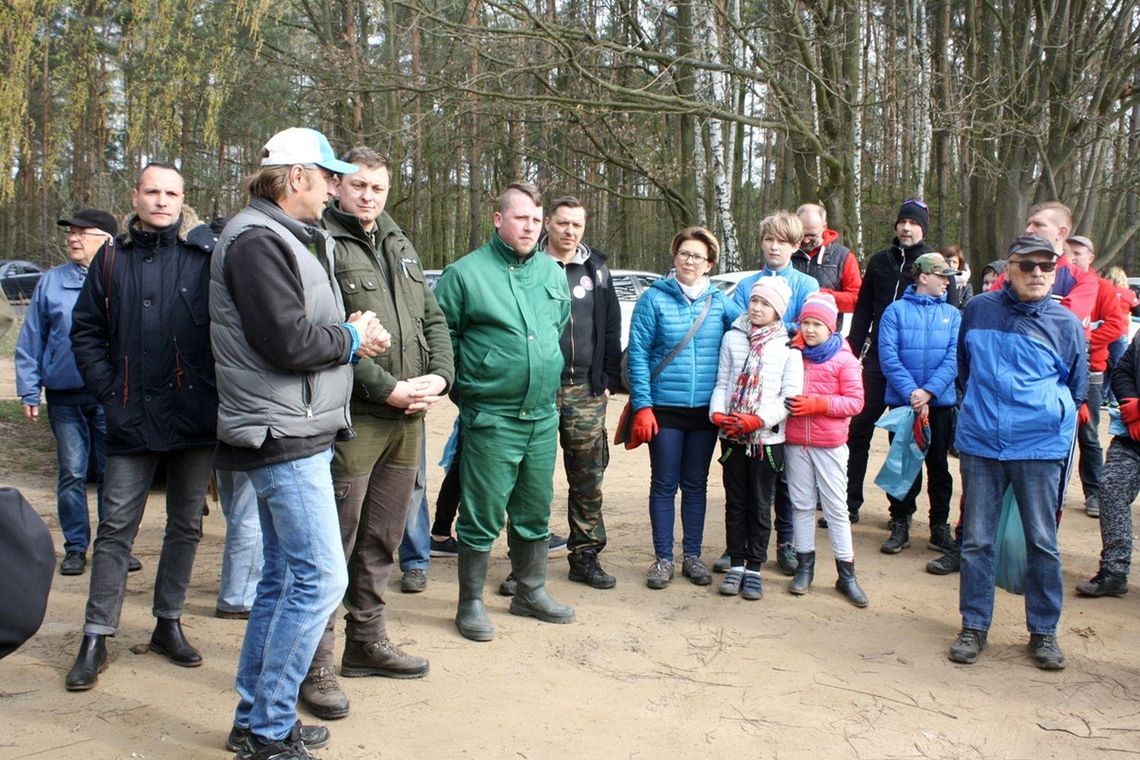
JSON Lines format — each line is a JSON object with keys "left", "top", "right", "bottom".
{"left": 696, "top": 0, "right": 739, "bottom": 271}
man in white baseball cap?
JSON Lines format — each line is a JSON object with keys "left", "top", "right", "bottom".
{"left": 212, "top": 127, "right": 390, "bottom": 759}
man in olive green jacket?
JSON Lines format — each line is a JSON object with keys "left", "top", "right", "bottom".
{"left": 434, "top": 182, "right": 574, "bottom": 642}
{"left": 301, "top": 147, "right": 454, "bottom": 720}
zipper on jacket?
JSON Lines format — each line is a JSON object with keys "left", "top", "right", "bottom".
{"left": 302, "top": 374, "right": 313, "bottom": 418}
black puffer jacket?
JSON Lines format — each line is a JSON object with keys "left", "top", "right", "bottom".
{"left": 71, "top": 215, "right": 217, "bottom": 454}
{"left": 847, "top": 238, "right": 935, "bottom": 362}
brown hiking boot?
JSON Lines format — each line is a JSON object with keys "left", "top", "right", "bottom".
{"left": 340, "top": 637, "right": 429, "bottom": 679}
{"left": 299, "top": 666, "right": 349, "bottom": 720}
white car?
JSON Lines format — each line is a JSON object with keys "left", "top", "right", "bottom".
{"left": 712, "top": 269, "right": 852, "bottom": 338}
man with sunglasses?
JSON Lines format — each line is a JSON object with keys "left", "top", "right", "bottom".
{"left": 949, "top": 235, "right": 1086, "bottom": 671}
{"left": 845, "top": 199, "right": 936, "bottom": 524}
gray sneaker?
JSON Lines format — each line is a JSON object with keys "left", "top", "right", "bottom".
{"left": 1085, "top": 493, "right": 1101, "bottom": 518}
{"left": 712, "top": 552, "right": 731, "bottom": 573}
{"left": 681, "top": 554, "right": 712, "bottom": 586}
{"left": 948, "top": 628, "right": 987, "bottom": 664}
{"left": 719, "top": 568, "right": 743, "bottom": 595}
{"left": 1028, "top": 633, "right": 1066, "bottom": 670}
{"left": 400, "top": 568, "right": 428, "bottom": 593}
{"left": 646, "top": 558, "right": 674, "bottom": 590}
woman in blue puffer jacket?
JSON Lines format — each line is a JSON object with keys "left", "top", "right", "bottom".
{"left": 626, "top": 227, "right": 742, "bottom": 590}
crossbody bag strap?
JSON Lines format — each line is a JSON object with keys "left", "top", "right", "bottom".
{"left": 650, "top": 294, "right": 714, "bottom": 381}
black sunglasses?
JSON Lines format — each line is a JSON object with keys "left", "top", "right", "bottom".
{"left": 1012, "top": 260, "right": 1057, "bottom": 273}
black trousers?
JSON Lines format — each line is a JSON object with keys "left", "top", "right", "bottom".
{"left": 721, "top": 440, "right": 781, "bottom": 567}
{"left": 846, "top": 359, "right": 888, "bottom": 513}
{"left": 886, "top": 405, "right": 955, "bottom": 525}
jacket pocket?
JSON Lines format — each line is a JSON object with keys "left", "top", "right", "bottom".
{"left": 545, "top": 284, "right": 570, "bottom": 331}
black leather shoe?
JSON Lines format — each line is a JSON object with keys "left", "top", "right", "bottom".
{"left": 60, "top": 551, "right": 87, "bottom": 576}
{"left": 127, "top": 555, "right": 142, "bottom": 572}
{"left": 149, "top": 618, "right": 202, "bottom": 667}
{"left": 65, "top": 634, "right": 108, "bottom": 690}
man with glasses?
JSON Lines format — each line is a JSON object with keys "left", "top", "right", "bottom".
{"left": 792, "top": 203, "right": 862, "bottom": 331}
{"left": 211, "top": 128, "right": 389, "bottom": 759}
{"left": 16, "top": 209, "right": 127, "bottom": 577}
{"left": 846, "top": 199, "right": 935, "bottom": 524}
{"left": 949, "top": 235, "right": 1086, "bottom": 671}
{"left": 67, "top": 165, "right": 218, "bottom": 691}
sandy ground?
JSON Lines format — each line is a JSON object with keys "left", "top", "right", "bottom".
{"left": 2, "top": 382, "right": 1139, "bottom": 760}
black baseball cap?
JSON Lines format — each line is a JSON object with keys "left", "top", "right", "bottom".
{"left": 1005, "top": 234, "right": 1059, "bottom": 259}
{"left": 57, "top": 208, "right": 118, "bottom": 237}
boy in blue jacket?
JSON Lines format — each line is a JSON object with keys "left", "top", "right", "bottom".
{"left": 876, "top": 252, "right": 962, "bottom": 556}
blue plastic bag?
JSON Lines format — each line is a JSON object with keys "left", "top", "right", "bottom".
{"left": 994, "top": 486, "right": 1027, "bottom": 595}
{"left": 873, "top": 407, "right": 928, "bottom": 499}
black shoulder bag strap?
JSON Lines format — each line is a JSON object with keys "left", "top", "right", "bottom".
{"left": 651, "top": 294, "right": 714, "bottom": 380}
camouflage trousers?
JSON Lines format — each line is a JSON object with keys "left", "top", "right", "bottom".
{"left": 558, "top": 384, "right": 610, "bottom": 554}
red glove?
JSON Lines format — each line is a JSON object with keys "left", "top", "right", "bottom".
{"left": 912, "top": 412, "right": 930, "bottom": 452}
{"left": 1129, "top": 419, "right": 1140, "bottom": 442}
{"left": 730, "top": 413, "right": 763, "bottom": 435}
{"left": 787, "top": 395, "right": 828, "bottom": 417}
{"left": 1120, "top": 398, "right": 1140, "bottom": 425}
{"left": 711, "top": 412, "right": 736, "bottom": 433}
{"left": 629, "top": 408, "right": 659, "bottom": 448}
{"left": 1077, "top": 403, "right": 1090, "bottom": 427}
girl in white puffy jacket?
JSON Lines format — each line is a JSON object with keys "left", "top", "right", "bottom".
{"left": 709, "top": 275, "right": 803, "bottom": 600}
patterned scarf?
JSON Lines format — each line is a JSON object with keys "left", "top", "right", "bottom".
{"left": 728, "top": 320, "right": 787, "bottom": 455}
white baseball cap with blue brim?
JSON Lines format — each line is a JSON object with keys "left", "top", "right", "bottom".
{"left": 261, "top": 128, "right": 358, "bottom": 175}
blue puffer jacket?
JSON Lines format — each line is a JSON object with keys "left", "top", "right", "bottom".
{"left": 15, "top": 262, "right": 94, "bottom": 406}
{"left": 877, "top": 285, "right": 961, "bottom": 408}
{"left": 733, "top": 265, "right": 819, "bottom": 331}
{"left": 955, "top": 286, "right": 1087, "bottom": 461}
{"left": 627, "top": 277, "right": 741, "bottom": 411}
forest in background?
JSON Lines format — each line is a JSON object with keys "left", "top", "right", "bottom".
{"left": 2, "top": 0, "right": 1139, "bottom": 277}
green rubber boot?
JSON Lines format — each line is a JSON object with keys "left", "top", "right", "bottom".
{"left": 456, "top": 544, "right": 495, "bottom": 641}
{"left": 507, "top": 533, "right": 575, "bottom": 624}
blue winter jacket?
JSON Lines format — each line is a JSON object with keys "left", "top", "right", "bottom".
{"left": 15, "top": 262, "right": 95, "bottom": 406}
{"left": 733, "top": 264, "right": 819, "bottom": 332}
{"left": 954, "top": 285, "right": 1087, "bottom": 461}
{"left": 628, "top": 277, "right": 741, "bottom": 411}
{"left": 877, "top": 285, "right": 962, "bottom": 408}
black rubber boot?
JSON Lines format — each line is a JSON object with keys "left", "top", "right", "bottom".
{"left": 456, "top": 544, "right": 495, "bottom": 641}
{"left": 65, "top": 634, "right": 108, "bottom": 690}
{"left": 789, "top": 551, "right": 815, "bottom": 595}
{"left": 835, "top": 559, "right": 870, "bottom": 607}
{"left": 507, "top": 533, "right": 575, "bottom": 624}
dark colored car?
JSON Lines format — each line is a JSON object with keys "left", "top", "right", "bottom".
{"left": 0, "top": 260, "right": 44, "bottom": 301}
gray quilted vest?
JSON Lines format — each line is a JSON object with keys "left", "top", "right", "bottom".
{"left": 209, "top": 200, "right": 352, "bottom": 448}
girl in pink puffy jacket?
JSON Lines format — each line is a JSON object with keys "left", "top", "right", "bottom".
{"left": 783, "top": 293, "right": 869, "bottom": 606}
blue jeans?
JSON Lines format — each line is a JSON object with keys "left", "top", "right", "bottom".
{"left": 959, "top": 453, "right": 1064, "bottom": 635}
{"left": 647, "top": 425, "right": 718, "bottom": 560}
{"left": 398, "top": 429, "right": 430, "bottom": 572}
{"left": 216, "top": 470, "right": 263, "bottom": 613}
{"left": 47, "top": 402, "right": 107, "bottom": 554}
{"left": 234, "top": 448, "right": 348, "bottom": 743}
